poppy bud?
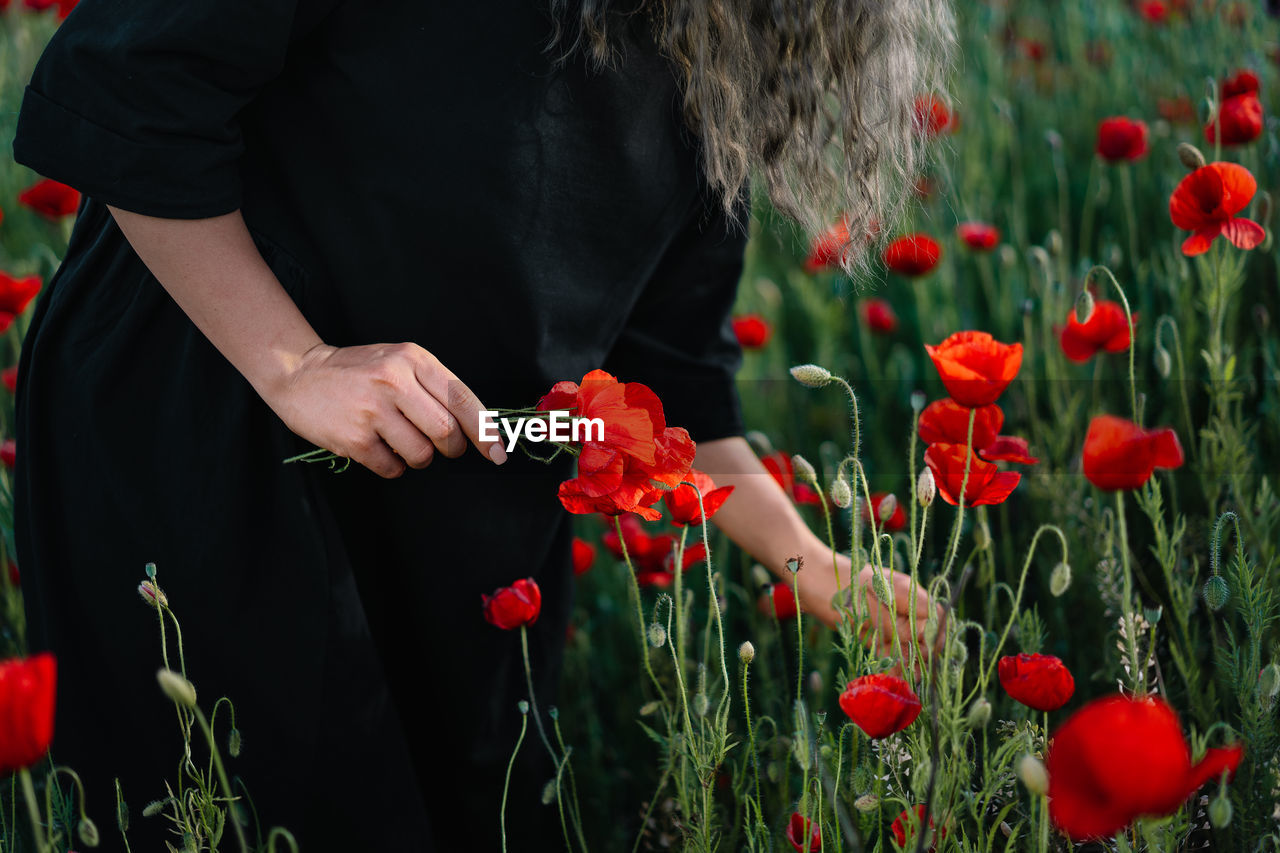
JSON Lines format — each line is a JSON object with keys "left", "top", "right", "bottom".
{"left": 966, "top": 697, "right": 992, "bottom": 728}
{"left": 1047, "top": 230, "right": 1063, "bottom": 257}
{"left": 751, "top": 564, "right": 771, "bottom": 588}
{"left": 156, "top": 669, "right": 197, "bottom": 709}
{"left": 1203, "top": 575, "right": 1231, "bottom": 611}
{"left": 1259, "top": 662, "right": 1280, "bottom": 701}
{"left": 1074, "top": 289, "right": 1095, "bottom": 325}
{"left": 745, "top": 430, "right": 774, "bottom": 456}
{"left": 142, "top": 801, "right": 167, "bottom": 819}
{"left": 79, "top": 817, "right": 101, "bottom": 847}
{"left": 917, "top": 468, "right": 937, "bottom": 506}
{"left": 1154, "top": 343, "right": 1172, "bottom": 378}
{"left": 648, "top": 622, "right": 667, "bottom": 648}
{"left": 116, "top": 786, "right": 129, "bottom": 833}
{"left": 137, "top": 580, "right": 168, "bottom": 609}
{"left": 541, "top": 780, "right": 558, "bottom": 805}
{"left": 791, "top": 454, "right": 818, "bottom": 485}
{"left": 973, "top": 522, "right": 992, "bottom": 551}
{"left": 808, "top": 670, "right": 824, "bottom": 695}
{"left": 739, "top": 641, "right": 755, "bottom": 664}
{"left": 228, "top": 727, "right": 242, "bottom": 758}
{"left": 789, "top": 364, "right": 833, "bottom": 388}
{"left": 831, "top": 475, "right": 852, "bottom": 509}
{"left": 1050, "top": 562, "right": 1072, "bottom": 597}
{"left": 693, "top": 693, "right": 709, "bottom": 717}
{"left": 1208, "top": 791, "right": 1233, "bottom": 828}
{"left": 870, "top": 569, "right": 893, "bottom": 608}
{"left": 999, "top": 245, "right": 1018, "bottom": 268}
{"left": 1018, "top": 755, "right": 1049, "bottom": 796}
{"left": 877, "top": 493, "right": 899, "bottom": 523}
{"left": 639, "top": 700, "right": 661, "bottom": 716}
{"left": 854, "top": 794, "right": 880, "bottom": 813}
{"left": 1177, "top": 142, "right": 1207, "bottom": 171}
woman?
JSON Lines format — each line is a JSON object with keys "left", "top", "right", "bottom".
{"left": 10, "top": 0, "right": 949, "bottom": 848}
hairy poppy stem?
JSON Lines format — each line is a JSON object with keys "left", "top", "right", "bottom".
{"left": 942, "top": 409, "right": 977, "bottom": 578}
{"left": 740, "top": 655, "right": 765, "bottom": 833}
{"left": 1086, "top": 266, "right": 1138, "bottom": 424}
{"left": 18, "top": 768, "right": 50, "bottom": 853}
{"left": 1154, "top": 315, "right": 1195, "bottom": 461}
{"left": 614, "top": 516, "right": 669, "bottom": 705}
{"left": 519, "top": 625, "right": 557, "bottom": 761}
{"left": 500, "top": 708, "right": 528, "bottom": 853}
{"left": 1115, "top": 491, "right": 1141, "bottom": 695}
{"left": 191, "top": 703, "right": 250, "bottom": 853}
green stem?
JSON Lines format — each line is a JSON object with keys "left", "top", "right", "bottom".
{"left": 191, "top": 705, "right": 250, "bottom": 853}
{"left": 500, "top": 711, "right": 528, "bottom": 853}
{"left": 614, "top": 517, "right": 669, "bottom": 705}
{"left": 1087, "top": 266, "right": 1139, "bottom": 423}
{"left": 1115, "top": 491, "right": 1142, "bottom": 695}
{"left": 520, "top": 626, "right": 558, "bottom": 761}
{"left": 942, "top": 409, "right": 978, "bottom": 578}
{"left": 18, "top": 769, "right": 50, "bottom": 853}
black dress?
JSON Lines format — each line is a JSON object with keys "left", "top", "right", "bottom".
{"left": 9, "top": 1, "right": 746, "bottom": 850}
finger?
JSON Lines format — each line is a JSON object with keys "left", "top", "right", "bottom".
{"left": 410, "top": 349, "right": 506, "bottom": 464}
{"left": 395, "top": 391, "right": 466, "bottom": 460}
{"left": 376, "top": 412, "right": 438, "bottom": 469}
{"left": 889, "top": 569, "right": 935, "bottom": 621}
{"left": 351, "top": 435, "right": 407, "bottom": 479}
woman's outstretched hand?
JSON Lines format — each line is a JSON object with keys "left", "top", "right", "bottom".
{"left": 266, "top": 342, "right": 507, "bottom": 478}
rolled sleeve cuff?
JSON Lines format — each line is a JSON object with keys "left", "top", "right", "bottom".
{"left": 13, "top": 86, "right": 244, "bottom": 220}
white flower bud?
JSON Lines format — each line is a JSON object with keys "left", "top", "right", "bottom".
{"left": 789, "top": 364, "right": 832, "bottom": 388}
{"left": 791, "top": 454, "right": 818, "bottom": 485}
{"left": 830, "top": 476, "right": 852, "bottom": 509}
{"left": 917, "top": 468, "right": 937, "bottom": 507}
{"left": 877, "top": 493, "right": 899, "bottom": 523}
{"left": 1050, "top": 562, "right": 1072, "bottom": 597}
{"left": 156, "top": 669, "right": 197, "bottom": 709}
{"left": 648, "top": 623, "right": 667, "bottom": 648}
{"left": 1018, "top": 755, "right": 1049, "bottom": 796}
{"left": 1074, "top": 289, "right": 1095, "bottom": 325}
{"left": 739, "top": 641, "right": 756, "bottom": 665}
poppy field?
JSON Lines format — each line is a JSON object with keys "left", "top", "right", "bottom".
{"left": 3, "top": 1, "right": 1280, "bottom": 852}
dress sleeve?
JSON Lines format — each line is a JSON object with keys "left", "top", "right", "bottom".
{"left": 11, "top": 0, "right": 337, "bottom": 219}
{"left": 605, "top": 192, "right": 748, "bottom": 444}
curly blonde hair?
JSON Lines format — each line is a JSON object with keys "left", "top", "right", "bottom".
{"left": 550, "top": 0, "right": 955, "bottom": 271}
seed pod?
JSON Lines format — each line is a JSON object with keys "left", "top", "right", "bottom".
{"left": 1018, "top": 755, "right": 1049, "bottom": 796}
{"left": 518, "top": 700, "right": 530, "bottom": 714}
{"left": 789, "top": 364, "right": 833, "bottom": 388}
{"left": 1177, "top": 142, "right": 1207, "bottom": 170}
{"left": 1203, "top": 575, "right": 1230, "bottom": 612}
{"left": 1050, "top": 562, "right": 1072, "bottom": 597}
{"left": 910, "top": 390, "right": 927, "bottom": 413}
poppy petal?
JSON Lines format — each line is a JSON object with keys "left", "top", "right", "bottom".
{"left": 1223, "top": 217, "right": 1265, "bottom": 250}
{"left": 1180, "top": 227, "right": 1220, "bottom": 256}
{"left": 1185, "top": 745, "right": 1244, "bottom": 792}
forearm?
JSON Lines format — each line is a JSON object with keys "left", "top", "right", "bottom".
{"left": 106, "top": 206, "right": 320, "bottom": 401}
{"left": 693, "top": 436, "right": 829, "bottom": 577}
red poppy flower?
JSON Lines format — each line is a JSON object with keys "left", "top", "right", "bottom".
{"left": 956, "top": 221, "right": 1000, "bottom": 251}
{"left": 913, "top": 95, "right": 954, "bottom": 137}
{"left": 1047, "top": 694, "right": 1243, "bottom": 840}
{"left": 1169, "top": 162, "right": 1265, "bottom": 256}
{"left": 602, "top": 515, "right": 674, "bottom": 574}
{"left": 924, "top": 443, "right": 1021, "bottom": 507}
{"left": 4, "top": 561, "right": 18, "bottom": 588}
{"left": 891, "top": 805, "right": 943, "bottom": 851}
{"left": 1059, "top": 300, "right": 1133, "bottom": 362}
{"left": 759, "top": 583, "right": 799, "bottom": 620}
{"left": 481, "top": 578, "right": 541, "bottom": 630}
{"left": 883, "top": 234, "right": 941, "bottom": 277}
{"left": 924, "top": 331, "right": 1023, "bottom": 408}
{"left": 1, "top": 368, "right": 16, "bottom": 395}
{"left": 0, "top": 272, "right": 42, "bottom": 317}
{"left": 1085, "top": 40, "right": 1113, "bottom": 68}
{"left": 662, "top": 541, "right": 706, "bottom": 573}
{"left": 838, "top": 674, "right": 922, "bottom": 738}
{"left": 664, "top": 469, "right": 734, "bottom": 526}
{"left": 863, "top": 492, "right": 907, "bottom": 532}
{"left": 1082, "top": 415, "right": 1184, "bottom": 491}
{"left": 1095, "top": 117, "right": 1149, "bottom": 163}
{"left": 918, "top": 398, "right": 1003, "bottom": 449}
{"left": 0, "top": 653, "right": 57, "bottom": 777}
{"left": 571, "top": 538, "right": 595, "bottom": 576}
{"left": 0, "top": 440, "right": 14, "bottom": 469}
{"left": 1137, "top": 0, "right": 1168, "bottom": 22}
{"left": 861, "top": 298, "right": 898, "bottom": 334}
{"left": 1157, "top": 95, "right": 1196, "bottom": 125}
{"left": 17, "top": 178, "right": 80, "bottom": 220}
{"left": 731, "top": 314, "right": 771, "bottom": 349}
{"left": 1021, "top": 39, "right": 1047, "bottom": 62}
{"left": 1221, "top": 69, "right": 1259, "bottom": 99}
{"left": 785, "top": 812, "right": 821, "bottom": 852}
{"left": 761, "top": 451, "right": 824, "bottom": 507}
{"left": 1205, "top": 93, "right": 1263, "bottom": 146}
{"left": 805, "top": 217, "right": 853, "bottom": 273}
{"left": 980, "top": 435, "right": 1039, "bottom": 465}
{"left": 998, "top": 653, "right": 1074, "bottom": 711}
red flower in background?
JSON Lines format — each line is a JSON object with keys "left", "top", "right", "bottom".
{"left": 541, "top": 370, "right": 696, "bottom": 520}
{"left": 861, "top": 298, "right": 898, "bottom": 334}
{"left": 1157, "top": 95, "right": 1196, "bottom": 125}
{"left": 1206, "top": 92, "right": 1263, "bottom": 146}
{"left": 663, "top": 469, "right": 735, "bottom": 526}
{"left": 863, "top": 492, "right": 907, "bottom": 532}
{"left": 1082, "top": 415, "right": 1183, "bottom": 491}
{"left": 980, "top": 435, "right": 1039, "bottom": 465}
{"left": 924, "top": 443, "right": 1021, "bottom": 506}
{"left": 1047, "top": 694, "right": 1243, "bottom": 840}
{"left": 0, "top": 653, "right": 57, "bottom": 777}
{"left": 785, "top": 812, "right": 821, "bottom": 852}
{"left": 0, "top": 272, "right": 42, "bottom": 319}
{"left": 998, "top": 653, "right": 1075, "bottom": 711}
{"left": 1059, "top": 300, "right": 1133, "bottom": 362}
{"left": 761, "top": 451, "right": 824, "bottom": 506}
{"left": 0, "top": 440, "right": 14, "bottom": 469}
{"left": 731, "top": 314, "right": 771, "bottom": 349}
{"left": 1021, "top": 39, "right": 1047, "bottom": 62}
{"left": 1096, "top": 117, "right": 1149, "bottom": 163}
{"left": 1137, "top": 0, "right": 1168, "bottom": 22}
{"left": 17, "top": 178, "right": 80, "bottom": 219}
{"left": 891, "top": 805, "right": 943, "bottom": 850}
{"left": 884, "top": 234, "right": 941, "bottom": 277}
{"left": 481, "top": 578, "right": 541, "bottom": 630}
{"left": 1170, "top": 162, "right": 1265, "bottom": 256}
{"left": 805, "top": 217, "right": 851, "bottom": 273}
{"left": 918, "top": 398, "right": 1004, "bottom": 449}
{"left": 602, "top": 515, "right": 674, "bottom": 572}
{"left": 760, "top": 583, "right": 799, "bottom": 620}
{"left": 956, "top": 221, "right": 1000, "bottom": 251}
{"left": 571, "top": 538, "right": 595, "bottom": 576}
{"left": 913, "top": 94, "right": 955, "bottom": 137}
{"left": 1, "top": 368, "right": 17, "bottom": 395}
{"left": 662, "top": 541, "right": 706, "bottom": 574}
{"left": 924, "top": 331, "right": 1023, "bottom": 408}
{"left": 839, "top": 674, "right": 922, "bottom": 738}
